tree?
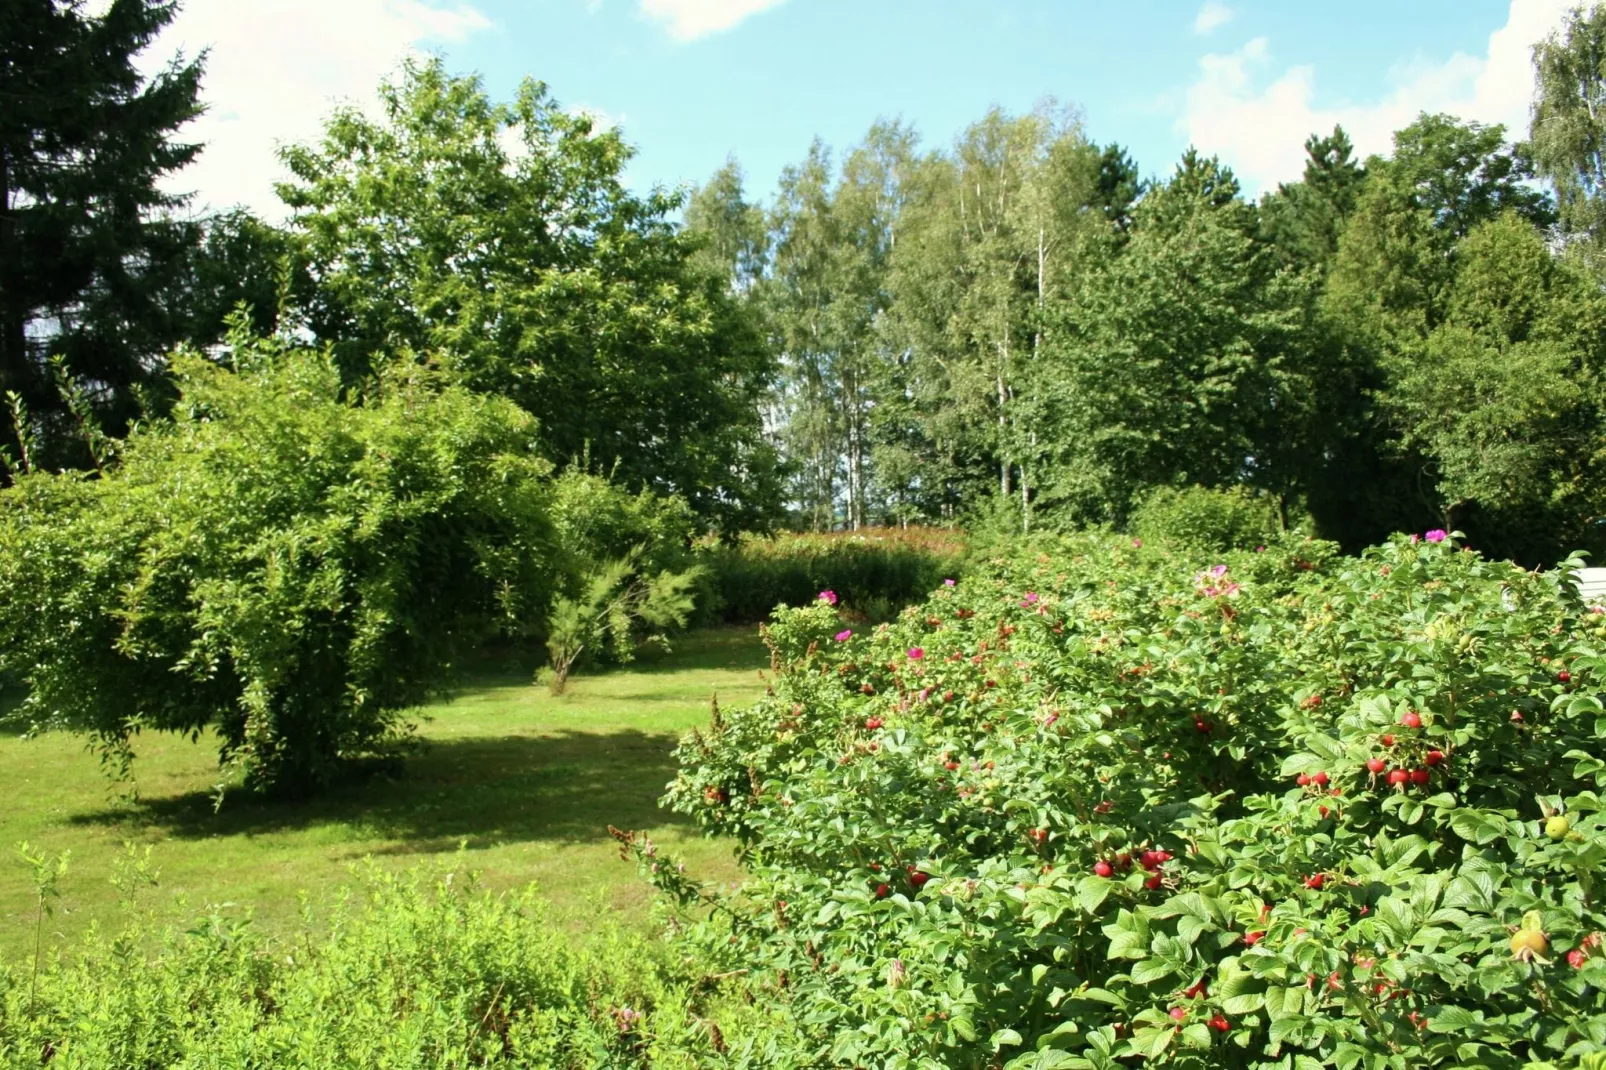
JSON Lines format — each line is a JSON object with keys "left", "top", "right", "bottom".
{"left": 0, "top": 321, "right": 563, "bottom": 797}
{"left": 1319, "top": 116, "right": 1568, "bottom": 552}
{"left": 277, "top": 58, "right": 780, "bottom": 533}
{"left": 762, "top": 124, "right": 918, "bottom": 530}
{"left": 684, "top": 158, "right": 769, "bottom": 293}
{"left": 1090, "top": 142, "right": 1143, "bottom": 234}
{"left": 1260, "top": 126, "right": 1367, "bottom": 273}
{"left": 1382, "top": 212, "right": 1606, "bottom": 562}
{"left": 1532, "top": 3, "right": 1606, "bottom": 270}
{"left": 872, "top": 105, "right": 1105, "bottom": 530}
{"left": 1038, "top": 152, "right": 1308, "bottom": 525}
{"left": 0, "top": 0, "right": 204, "bottom": 471}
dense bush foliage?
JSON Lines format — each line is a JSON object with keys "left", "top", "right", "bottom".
{"left": 704, "top": 527, "right": 967, "bottom": 624}
{"left": 0, "top": 861, "right": 760, "bottom": 1068}
{"left": 1130, "top": 486, "right": 1286, "bottom": 553}
{"left": 644, "top": 532, "right": 1606, "bottom": 1068}
{"left": 0, "top": 332, "right": 559, "bottom": 796}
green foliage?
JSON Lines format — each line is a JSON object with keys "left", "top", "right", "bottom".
{"left": 1531, "top": 3, "right": 1606, "bottom": 272}
{"left": 277, "top": 57, "right": 781, "bottom": 533}
{"left": 1259, "top": 126, "right": 1367, "bottom": 275}
{"left": 547, "top": 468, "right": 700, "bottom": 583}
{"left": 1040, "top": 155, "right": 1309, "bottom": 525}
{"left": 1131, "top": 485, "right": 1285, "bottom": 552}
{"left": 0, "top": 860, "right": 765, "bottom": 1068}
{"left": 705, "top": 527, "right": 967, "bottom": 624}
{"left": 0, "top": 0, "right": 205, "bottom": 469}
{"left": 0, "top": 324, "right": 559, "bottom": 797}
{"left": 543, "top": 556, "right": 702, "bottom": 694}
{"left": 650, "top": 532, "right": 1606, "bottom": 1068}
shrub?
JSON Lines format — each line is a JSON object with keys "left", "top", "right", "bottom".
{"left": 704, "top": 527, "right": 966, "bottom": 624}
{"left": 542, "top": 555, "right": 702, "bottom": 694}
{"left": 547, "top": 467, "right": 700, "bottom": 583}
{"left": 1131, "top": 484, "right": 1285, "bottom": 552}
{"left": 0, "top": 859, "right": 763, "bottom": 1067}
{"left": 641, "top": 531, "right": 1606, "bottom": 1068}
{"left": 0, "top": 331, "right": 559, "bottom": 797}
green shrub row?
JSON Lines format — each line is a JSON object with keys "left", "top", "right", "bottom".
{"left": 0, "top": 860, "right": 772, "bottom": 1069}
{"left": 700, "top": 527, "right": 967, "bottom": 624}
{"left": 642, "top": 531, "right": 1606, "bottom": 1068}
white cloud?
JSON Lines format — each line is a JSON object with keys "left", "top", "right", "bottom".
{"left": 1193, "top": 1, "right": 1234, "bottom": 36}
{"left": 138, "top": 0, "right": 491, "bottom": 221}
{"left": 1177, "top": 0, "right": 1573, "bottom": 193}
{"left": 638, "top": 0, "right": 789, "bottom": 41}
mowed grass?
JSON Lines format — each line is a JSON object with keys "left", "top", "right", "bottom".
{"left": 0, "top": 628, "right": 767, "bottom": 961}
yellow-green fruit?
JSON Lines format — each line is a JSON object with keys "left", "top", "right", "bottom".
{"left": 1510, "top": 929, "right": 1549, "bottom": 957}
{"left": 1546, "top": 816, "right": 1571, "bottom": 840}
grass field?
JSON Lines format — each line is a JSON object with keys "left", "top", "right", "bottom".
{"left": 0, "top": 628, "right": 766, "bottom": 961}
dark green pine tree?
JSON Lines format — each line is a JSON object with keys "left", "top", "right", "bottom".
{"left": 1260, "top": 126, "right": 1367, "bottom": 273}
{"left": 0, "top": 0, "right": 204, "bottom": 471}
{"left": 1090, "top": 142, "right": 1143, "bottom": 234}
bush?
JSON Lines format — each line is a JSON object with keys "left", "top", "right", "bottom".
{"left": 704, "top": 527, "right": 967, "bottom": 624}
{"left": 1131, "top": 484, "right": 1285, "bottom": 552}
{"left": 0, "top": 859, "right": 762, "bottom": 1067}
{"left": 547, "top": 468, "right": 699, "bottom": 583}
{"left": 642, "top": 531, "right": 1606, "bottom": 1068}
{"left": 0, "top": 332, "right": 559, "bottom": 797}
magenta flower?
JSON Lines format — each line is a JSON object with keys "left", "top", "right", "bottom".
{"left": 943, "top": 578, "right": 956, "bottom": 587}
{"left": 1424, "top": 529, "right": 1448, "bottom": 543}
{"left": 834, "top": 629, "right": 853, "bottom": 642}
{"left": 1255, "top": 545, "right": 1265, "bottom": 552}
{"left": 1132, "top": 538, "right": 1143, "bottom": 548}
{"left": 907, "top": 647, "right": 924, "bottom": 660}
{"left": 1021, "top": 591, "right": 1038, "bottom": 606}
{"left": 818, "top": 589, "right": 838, "bottom": 605}
{"left": 1211, "top": 564, "right": 1229, "bottom": 577}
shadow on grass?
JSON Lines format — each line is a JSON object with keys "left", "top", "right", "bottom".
{"left": 0, "top": 686, "right": 29, "bottom": 737}
{"left": 624, "top": 626, "right": 770, "bottom": 675}
{"left": 452, "top": 625, "right": 767, "bottom": 689}
{"left": 67, "top": 728, "right": 696, "bottom": 853}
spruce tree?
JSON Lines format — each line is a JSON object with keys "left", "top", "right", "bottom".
{"left": 0, "top": 0, "right": 203, "bottom": 470}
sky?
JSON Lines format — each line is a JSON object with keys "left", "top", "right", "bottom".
{"left": 131, "top": 0, "right": 1579, "bottom": 221}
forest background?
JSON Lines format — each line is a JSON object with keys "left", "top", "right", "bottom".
{"left": 8, "top": 0, "right": 1606, "bottom": 570}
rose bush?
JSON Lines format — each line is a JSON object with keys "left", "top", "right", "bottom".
{"left": 635, "top": 531, "right": 1606, "bottom": 1068}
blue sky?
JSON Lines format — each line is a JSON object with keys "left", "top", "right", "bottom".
{"left": 144, "top": 0, "right": 1571, "bottom": 218}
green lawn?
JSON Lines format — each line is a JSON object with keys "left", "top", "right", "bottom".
{"left": 0, "top": 628, "right": 766, "bottom": 961}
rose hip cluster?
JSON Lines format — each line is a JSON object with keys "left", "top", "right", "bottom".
{"left": 1362, "top": 710, "right": 1449, "bottom": 790}
{"left": 1092, "top": 847, "right": 1173, "bottom": 890}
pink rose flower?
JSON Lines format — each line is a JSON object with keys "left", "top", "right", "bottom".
{"left": 818, "top": 589, "right": 838, "bottom": 605}
{"left": 1424, "top": 529, "right": 1447, "bottom": 543}
{"left": 907, "top": 647, "right": 924, "bottom": 660}
{"left": 834, "top": 629, "right": 853, "bottom": 642}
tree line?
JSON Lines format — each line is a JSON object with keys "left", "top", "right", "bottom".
{"left": 10, "top": 0, "right": 1606, "bottom": 563}
{"left": 685, "top": 6, "right": 1606, "bottom": 565}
